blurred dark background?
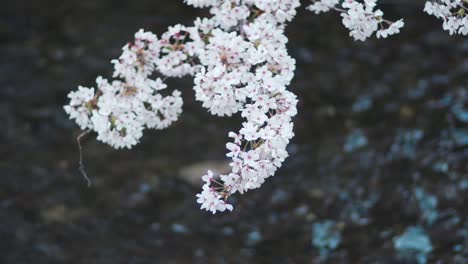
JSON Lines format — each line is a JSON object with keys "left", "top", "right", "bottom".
{"left": 0, "top": 0, "right": 467, "bottom": 263}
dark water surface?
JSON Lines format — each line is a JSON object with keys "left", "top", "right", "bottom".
{"left": 0, "top": 0, "right": 467, "bottom": 263}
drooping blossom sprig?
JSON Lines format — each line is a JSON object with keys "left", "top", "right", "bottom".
{"left": 191, "top": 0, "right": 300, "bottom": 213}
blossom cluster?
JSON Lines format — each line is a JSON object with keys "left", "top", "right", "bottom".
{"left": 307, "top": 0, "right": 404, "bottom": 41}
{"left": 65, "top": 30, "right": 184, "bottom": 149}
{"left": 424, "top": 0, "right": 468, "bottom": 35}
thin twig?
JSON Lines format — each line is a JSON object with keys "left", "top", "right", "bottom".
{"left": 77, "top": 129, "right": 92, "bottom": 187}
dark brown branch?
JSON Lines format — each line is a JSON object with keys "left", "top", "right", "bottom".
{"left": 76, "top": 130, "right": 92, "bottom": 187}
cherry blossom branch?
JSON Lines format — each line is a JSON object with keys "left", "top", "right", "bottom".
{"left": 64, "top": 0, "right": 465, "bottom": 214}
